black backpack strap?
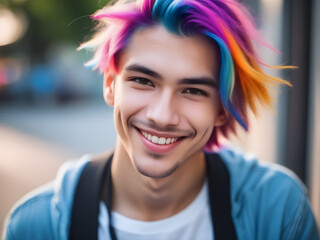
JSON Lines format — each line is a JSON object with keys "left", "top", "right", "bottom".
{"left": 69, "top": 152, "right": 113, "bottom": 240}
{"left": 205, "top": 153, "right": 238, "bottom": 240}
{"left": 104, "top": 156, "right": 118, "bottom": 240}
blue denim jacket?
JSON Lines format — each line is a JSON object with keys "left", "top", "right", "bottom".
{"left": 3, "top": 149, "right": 319, "bottom": 240}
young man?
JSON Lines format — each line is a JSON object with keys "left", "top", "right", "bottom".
{"left": 3, "top": 0, "right": 319, "bottom": 239}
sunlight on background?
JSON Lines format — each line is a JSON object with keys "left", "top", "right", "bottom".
{"left": 261, "top": 0, "right": 282, "bottom": 9}
{"left": 0, "top": 7, "right": 27, "bottom": 47}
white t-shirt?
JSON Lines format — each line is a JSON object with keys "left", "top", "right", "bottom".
{"left": 98, "top": 181, "right": 214, "bottom": 240}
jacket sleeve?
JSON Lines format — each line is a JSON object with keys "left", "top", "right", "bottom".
{"left": 2, "top": 156, "right": 91, "bottom": 240}
{"left": 282, "top": 192, "right": 319, "bottom": 240}
{"left": 2, "top": 184, "right": 55, "bottom": 240}
{"left": 219, "top": 148, "right": 319, "bottom": 240}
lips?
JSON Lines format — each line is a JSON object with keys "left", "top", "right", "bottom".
{"left": 136, "top": 128, "right": 184, "bottom": 154}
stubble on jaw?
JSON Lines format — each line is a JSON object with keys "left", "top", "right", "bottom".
{"left": 134, "top": 154, "right": 180, "bottom": 179}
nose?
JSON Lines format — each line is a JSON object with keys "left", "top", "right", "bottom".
{"left": 146, "top": 89, "right": 180, "bottom": 128}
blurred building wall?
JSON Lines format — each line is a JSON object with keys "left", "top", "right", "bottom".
{"left": 247, "top": 0, "right": 284, "bottom": 164}
{"left": 308, "top": 0, "right": 320, "bottom": 227}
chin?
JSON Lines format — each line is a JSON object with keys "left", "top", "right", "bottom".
{"left": 135, "top": 161, "right": 180, "bottom": 179}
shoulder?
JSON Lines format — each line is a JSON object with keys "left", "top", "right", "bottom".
{"left": 215, "top": 148, "right": 319, "bottom": 239}
{"left": 217, "top": 148, "right": 306, "bottom": 197}
{"left": 3, "top": 155, "right": 91, "bottom": 240}
{"left": 3, "top": 184, "right": 55, "bottom": 240}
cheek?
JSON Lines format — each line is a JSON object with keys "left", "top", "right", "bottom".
{"left": 114, "top": 90, "right": 148, "bottom": 117}
{"left": 183, "top": 101, "right": 218, "bottom": 130}
{"left": 113, "top": 85, "right": 150, "bottom": 132}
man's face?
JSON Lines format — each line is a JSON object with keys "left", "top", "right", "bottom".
{"left": 104, "top": 26, "right": 225, "bottom": 178}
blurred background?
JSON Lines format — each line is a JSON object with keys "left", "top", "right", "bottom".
{"left": 0, "top": 0, "right": 319, "bottom": 232}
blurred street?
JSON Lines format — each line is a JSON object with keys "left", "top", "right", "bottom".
{"left": 0, "top": 99, "right": 116, "bottom": 231}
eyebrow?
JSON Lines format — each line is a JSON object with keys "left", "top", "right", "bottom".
{"left": 178, "top": 78, "right": 218, "bottom": 89}
{"left": 125, "top": 64, "right": 162, "bottom": 79}
{"left": 125, "top": 63, "right": 218, "bottom": 88}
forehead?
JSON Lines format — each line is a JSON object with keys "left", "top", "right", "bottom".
{"left": 117, "top": 25, "right": 219, "bottom": 79}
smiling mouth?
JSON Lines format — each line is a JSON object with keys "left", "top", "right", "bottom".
{"left": 140, "top": 130, "right": 181, "bottom": 145}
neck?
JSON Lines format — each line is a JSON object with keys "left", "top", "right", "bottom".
{"left": 110, "top": 141, "right": 206, "bottom": 221}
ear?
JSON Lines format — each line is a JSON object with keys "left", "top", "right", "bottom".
{"left": 214, "top": 106, "right": 228, "bottom": 127}
{"left": 103, "top": 71, "right": 116, "bottom": 106}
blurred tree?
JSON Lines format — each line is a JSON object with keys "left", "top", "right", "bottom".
{"left": 2, "top": 0, "right": 111, "bottom": 60}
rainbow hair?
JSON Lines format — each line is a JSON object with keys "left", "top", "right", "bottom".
{"left": 80, "top": 0, "right": 291, "bottom": 150}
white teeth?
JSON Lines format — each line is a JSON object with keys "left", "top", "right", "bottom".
{"left": 158, "top": 137, "right": 166, "bottom": 145}
{"left": 141, "top": 131, "right": 178, "bottom": 145}
{"left": 151, "top": 135, "right": 158, "bottom": 143}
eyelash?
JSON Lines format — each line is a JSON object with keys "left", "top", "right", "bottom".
{"left": 183, "top": 88, "right": 208, "bottom": 96}
{"left": 128, "top": 77, "right": 209, "bottom": 97}
{"left": 128, "top": 77, "right": 154, "bottom": 87}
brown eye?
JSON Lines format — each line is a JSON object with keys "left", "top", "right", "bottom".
{"left": 183, "top": 88, "right": 208, "bottom": 96}
{"left": 129, "top": 77, "right": 155, "bottom": 87}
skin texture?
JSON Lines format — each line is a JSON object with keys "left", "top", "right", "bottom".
{"left": 103, "top": 25, "right": 227, "bottom": 221}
